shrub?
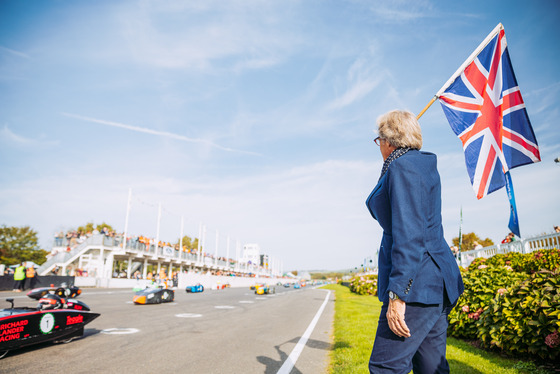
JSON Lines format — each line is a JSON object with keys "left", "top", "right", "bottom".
{"left": 524, "top": 249, "right": 560, "bottom": 273}
{"left": 448, "top": 267, "right": 527, "bottom": 339}
{"left": 468, "top": 251, "right": 527, "bottom": 272}
{"left": 349, "top": 274, "right": 378, "bottom": 296}
{"left": 467, "top": 249, "right": 560, "bottom": 273}
{"left": 477, "top": 270, "right": 560, "bottom": 360}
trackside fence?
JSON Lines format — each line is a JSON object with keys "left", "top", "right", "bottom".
{"left": 456, "top": 232, "right": 560, "bottom": 268}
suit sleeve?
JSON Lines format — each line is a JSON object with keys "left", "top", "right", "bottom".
{"left": 386, "top": 160, "right": 425, "bottom": 302}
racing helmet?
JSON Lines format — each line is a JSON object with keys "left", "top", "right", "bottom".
{"left": 38, "top": 294, "right": 64, "bottom": 310}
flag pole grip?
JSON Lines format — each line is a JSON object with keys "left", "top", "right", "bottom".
{"left": 416, "top": 96, "right": 437, "bottom": 120}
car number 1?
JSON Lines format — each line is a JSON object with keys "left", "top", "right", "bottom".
{"left": 40, "top": 313, "right": 55, "bottom": 334}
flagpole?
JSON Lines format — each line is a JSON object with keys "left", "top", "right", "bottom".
{"left": 417, "top": 23, "right": 504, "bottom": 121}
{"left": 416, "top": 96, "right": 437, "bottom": 120}
{"left": 458, "top": 206, "right": 463, "bottom": 252}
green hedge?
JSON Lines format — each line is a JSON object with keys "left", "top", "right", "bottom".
{"left": 450, "top": 248, "right": 560, "bottom": 361}
{"left": 468, "top": 248, "right": 560, "bottom": 273}
{"left": 478, "top": 270, "right": 560, "bottom": 360}
{"left": 448, "top": 267, "right": 527, "bottom": 339}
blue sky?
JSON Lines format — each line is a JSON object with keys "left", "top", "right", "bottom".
{"left": 1, "top": 0, "right": 559, "bottom": 271}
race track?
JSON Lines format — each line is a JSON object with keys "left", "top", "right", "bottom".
{"left": 0, "top": 285, "right": 334, "bottom": 374}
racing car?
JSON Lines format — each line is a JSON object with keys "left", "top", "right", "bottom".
{"left": 185, "top": 284, "right": 204, "bottom": 293}
{"left": 133, "top": 287, "right": 175, "bottom": 304}
{"left": 0, "top": 297, "right": 100, "bottom": 359}
{"left": 255, "top": 285, "right": 275, "bottom": 295}
{"left": 215, "top": 283, "right": 230, "bottom": 290}
{"left": 27, "top": 284, "right": 82, "bottom": 300}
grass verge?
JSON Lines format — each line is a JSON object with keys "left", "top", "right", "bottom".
{"left": 322, "top": 284, "right": 553, "bottom": 374}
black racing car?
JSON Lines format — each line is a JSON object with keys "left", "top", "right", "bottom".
{"left": 133, "top": 287, "right": 175, "bottom": 304}
{"left": 27, "top": 285, "right": 82, "bottom": 300}
{"left": 0, "top": 297, "right": 99, "bottom": 359}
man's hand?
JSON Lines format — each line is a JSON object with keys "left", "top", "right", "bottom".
{"left": 387, "top": 298, "right": 411, "bottom": 338}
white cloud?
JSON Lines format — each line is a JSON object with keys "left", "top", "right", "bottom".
{"left": 327, "top": 54, "right": 386, "bottom": 110}
{"left": 0, "top": 125, "right": 33, "bottom": 144}
{"left": 116, "top": 0, "right": 302, "bottom": 71}
{"left": 0, "top": 125, "right": 58, "bottom": 147}
{"left": 328, "top": 75, "right": 383, "bottom": 111}
{"left": 367, "top": 1, "right": 433, "bottom": 22}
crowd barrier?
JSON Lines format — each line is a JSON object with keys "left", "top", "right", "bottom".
{"left": 0, "top": 276, "right": 75, "bottom": 292}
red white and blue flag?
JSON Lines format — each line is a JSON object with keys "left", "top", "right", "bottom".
{"left": 436, "top": 24, "right": 540, "bottom": 200}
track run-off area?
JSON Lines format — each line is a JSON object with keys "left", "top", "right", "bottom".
{"left": 0, "top": 286, "right": 334, "bottom": 374}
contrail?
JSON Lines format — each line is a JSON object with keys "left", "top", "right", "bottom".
{"left": 62, "top": 112, "right": 259, "bottom": 156}
{"left": 0, "top": 46, "right": 30, "bottom": 59}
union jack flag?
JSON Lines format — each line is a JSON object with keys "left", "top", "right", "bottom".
{"left": 437, "top": 24, "right": 540, "bottom": 199}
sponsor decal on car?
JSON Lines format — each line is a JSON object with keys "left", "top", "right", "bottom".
{"left": 0, "top": 319, "right": 28, "bottom": 342}
{"left": 67, "top": 314, "right": 84, "bottom": 325}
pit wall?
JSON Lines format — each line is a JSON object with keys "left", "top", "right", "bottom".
{"left": 0, "top": 275, "right": 75, "bottom": 291}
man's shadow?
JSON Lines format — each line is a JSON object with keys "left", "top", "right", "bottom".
{"left": 256, "top": 336, "right": 333, "bottom": 374}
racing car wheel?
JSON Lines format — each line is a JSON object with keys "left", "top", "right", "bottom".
{"left": 38, "top": 294, "right": 64, "bottom": 310}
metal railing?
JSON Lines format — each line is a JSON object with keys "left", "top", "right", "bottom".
{"left": 38, "top": 235, "right": 112, "bottom": 274}
{"left": 40, "top": 234, "right": 260, "bottom": 275}
{"left": 457, "top": 232, "right": 560, "bottom": 268}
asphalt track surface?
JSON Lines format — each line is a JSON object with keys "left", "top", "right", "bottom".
{"left": 0, "top": 285, "right": 334, "bottom": 374}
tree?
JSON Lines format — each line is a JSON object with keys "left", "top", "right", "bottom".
{"left": 0, "top": 225, "right": 49, "bottom": 265}
{"left": 310, "top": 271, "right": 345, "bottom": 280}
{"left": 452, "top": 232, "right": 494, "bottom": 252}
{"left": 76, "top": 222, "right": 114, "bottom": 234}
{"left": 176, "top": 235, "right": 199, "bottom": 251}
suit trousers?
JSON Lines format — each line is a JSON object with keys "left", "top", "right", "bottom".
{"left": 369, "top": 296, "right": 454, "bottom": 374}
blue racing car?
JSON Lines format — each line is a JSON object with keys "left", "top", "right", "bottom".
{"left": 185, "top": 284, "right": 204, "bottom": 293}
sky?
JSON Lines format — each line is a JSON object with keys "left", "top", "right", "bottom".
{"left": 1, "top": 0, "right": 559, "bottom": 272}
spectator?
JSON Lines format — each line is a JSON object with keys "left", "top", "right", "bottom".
{"left": 13, "top": 263, "right": 26, "bottom": 292}
{"left": 55, "top": 231, "right": 64, "bottom": 246}
{"left": 554, "top": 226, "right": 560, "bottom": 233}
{"left": 26, "top": 265, "right": 37, "bottom": 289}
{"left": 50, "top": 266, "right": 59, "bottom": 275}
{"left": 473, "top": 241, "right": 483, "bottom": 250}
{"left": 450, "top": 246, "right": 459, "bottom": 258}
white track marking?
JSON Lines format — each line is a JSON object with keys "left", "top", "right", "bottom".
{"left": 276, "top": 290, "right": 331, "bottom": 374}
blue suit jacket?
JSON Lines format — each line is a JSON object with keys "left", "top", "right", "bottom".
{"left": 366, "top": 150, "right": 464, "bottom": 305}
